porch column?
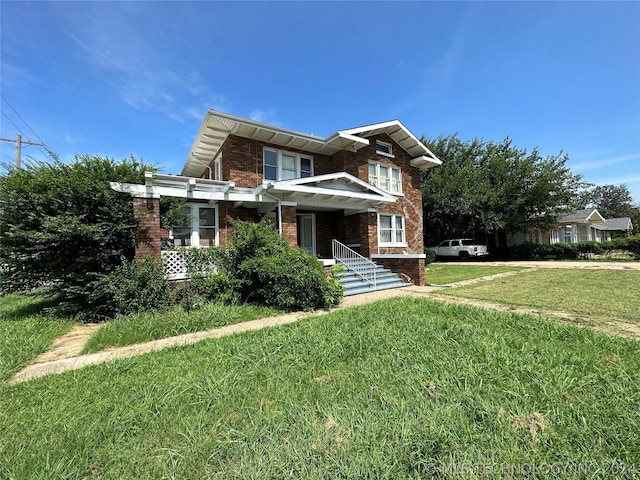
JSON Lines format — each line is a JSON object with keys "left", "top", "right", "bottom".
{"left": 281, "top": 205, "right": 298, "bottom": 245}
{"left": 133, "top": 197, "right": 167, "bottom": 258}
{"left": 358, "top": 211, "right": 378, "bottom": 258}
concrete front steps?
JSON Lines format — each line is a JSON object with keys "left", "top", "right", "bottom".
{"left": 336, "top": 258, "right": 410, "bottom": 296}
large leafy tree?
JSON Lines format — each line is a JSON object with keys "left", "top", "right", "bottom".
{"left": 579, "top": 184, "right": 640, "bottom": 234}
{"left": 0, "top": 155, "right": 152, "bottom": 314}
{"left": 421, "top": 135, "right": 587, "bottom": 247}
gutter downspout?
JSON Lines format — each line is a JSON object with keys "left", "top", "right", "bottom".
{"left": 262, "top": 190, "right": 283, "bottom": 235}
{"left": 189, "top": 155, "right": 213, "bottom": 180}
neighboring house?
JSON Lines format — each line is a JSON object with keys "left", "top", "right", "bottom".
{"left": 508, "top": 208, "right": 634, "bottom": 246}
{"left": 111, "top": 110, "right": 442, "bottom": 287}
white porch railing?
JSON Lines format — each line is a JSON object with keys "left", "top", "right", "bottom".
{"left": 332, "top": 239, "right": 377, "bottom": 287}
{"left": 162, "top": 250, "right": 189, "bottom": 280}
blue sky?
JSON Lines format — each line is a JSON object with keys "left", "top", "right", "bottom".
{"left": 2, "top": 1, "right": 639, "bottom": 202}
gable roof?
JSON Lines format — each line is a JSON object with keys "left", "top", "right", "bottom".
{"left": 593, "top": 217, "right": 633, "bottom": 231}
{"left": 557, "top": 208, "right": 605, "bottom": 224}
{"left": 182, "top": 110, "right": 442, "bottom": 177}
{"left": 266, "top": 172, "right": 396, "bottom": 205}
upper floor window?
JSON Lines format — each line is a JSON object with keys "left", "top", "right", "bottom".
{"left": 213, "top": 155, "right": 222, "bottom": 181}
{"left": 368, "top": 162, "right": 402, "bottom": 194}
{"left": 376, "top": 141, "right": 394, "bottom": 157}
{"left": 263, "top": 148, "right": 314, "bottom": 181}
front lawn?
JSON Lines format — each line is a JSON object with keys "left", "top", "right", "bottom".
{"left": 426, "top": 264, "right": 528, "bottom": 285}
{"left": 2, "top": 297, "right": 639, "bottom": 478}
{"left": 82, "top": 303, "right": 280, "bottom": 353}
{"left": 441, "top": 268, "right": 640, "bottom": 322}
{"left": 0, "top": 294, "right": 74, "bottom": 383}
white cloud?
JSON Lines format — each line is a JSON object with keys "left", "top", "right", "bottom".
{"left": 250, "top": 109, "right": 279, "bottom": 125}
{"left": 62, "top": 4, "right": 225, "bottom": 124}
{"left": 571, "top": 153, "right": 640, "bottom": 172}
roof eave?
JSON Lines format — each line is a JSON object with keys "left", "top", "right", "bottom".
{"left": 410, "top": 155, "right": 443, "bottom": 170}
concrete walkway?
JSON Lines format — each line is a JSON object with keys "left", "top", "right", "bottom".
{"left": 9, "top": 290, "right": 431, "bottom": 385}
{"left": 8, "top": 260, "right": 638, "bottom": 385}
{"left": 441, "top": 260, "right": 640, "bottom": 270}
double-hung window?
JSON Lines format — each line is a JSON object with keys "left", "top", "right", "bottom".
{"left": 171, "top": 204, "right": 219, "bottom": 247}
{"left": 263, "top": 148, "right": 314, "bottom": 181}
{"left": 368, "top": 162, "right": 402, "bottom": 194}
{"left": 213, "top": 155, "right": 222, "bottom": 181}
{"left": 378, "top": 214, "right": 406, "bottom": 247}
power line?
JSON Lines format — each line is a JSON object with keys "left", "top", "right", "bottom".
{"left": 0, "top": 96, "right": 55, "bottom": 162}
{"left": 0, "top": 110, "right": 27, "bottom": 137}
{"left": 0, "top": 94, "right": 47, "bottom": 146}
{"left": 0, "top": 134, "right": 45, "bottom": 169}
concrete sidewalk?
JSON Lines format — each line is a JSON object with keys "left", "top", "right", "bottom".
{"left": 9, "top": 286, "right": 434, "bottom": 385}
{"left": 439, "top": 260, "right": 640, "bottom": 270}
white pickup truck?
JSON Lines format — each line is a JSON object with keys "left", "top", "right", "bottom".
{"left": 431, "top": 239, "right": 490, "bottom": 260}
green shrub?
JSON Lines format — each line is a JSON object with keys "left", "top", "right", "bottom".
{"left": 0, "top": 155, "right": 154, "bottom": 315}
{"left": 423, "top": 248, "right": 436, "bottom": 265}
{"left": 506, "top": 236, "right": 640, "bottom": 260}
{"left": 508, "top": 242, "right": 538, "bottom": 259}
{"left": 94, "top": 257, "right": 174, "bottom": 318}
{"left": 609, "top": 236, "right": 640, "bottom": 258}
{"left": 186, "top": 220, "right": 343, "bottom": 312}
{"left": 171, "top": 282, "right": 205, "bottom": 313}
{"left": 240, "top": 248, "right": 341, "bottom": 311}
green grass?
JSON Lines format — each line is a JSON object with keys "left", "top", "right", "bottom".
{"left": 0, "top": 294, "right": 75, "bottom": 383}
{"left": 2, "top": 297, "right": 639, "bottom": 478}
{"left": 441, "top": 268, "right": 640, "bottom": 322}
{"left": 82, "top": 303, "right": 280, "bottom": 353}
{"left": 426, "top": 264, "right": 527, "bottom": 285}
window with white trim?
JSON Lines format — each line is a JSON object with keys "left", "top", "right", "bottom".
{"left": 378, "top": 214, "right": 406, "bottom": 246}
{"left": 368, "top": 162, "right": 402, "bottom": 194}
{"left": 263, "top": 148, "right": 314, "bottom": 181}
{"left": 376, "top": 141, "right": 393, "bottom": 157}
{"left": 213, "top": 155, "right": 222, "bottom": 181}
{"left": 171, "top": 204, "right": 219, "bottom": 247}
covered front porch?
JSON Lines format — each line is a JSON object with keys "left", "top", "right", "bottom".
{"left": 112, "top": 171, "right": 426, "bottom": 287}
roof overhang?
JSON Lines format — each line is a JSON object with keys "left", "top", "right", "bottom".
{"left": 110, "top": 172, "right": 273, "bottom": 204}
{"left": 182, "top": 110, "right": 442, "bottom": 177}
{"left": 340, "top": 120, "right": 442, "bottom": 170}
{"left": 111, "top": 171, "right": 395, "bottom": 211}
{"left": 265, "top": 172, "right": 397, "bottom": 209}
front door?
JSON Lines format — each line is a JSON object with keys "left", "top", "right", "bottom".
{"left": 297, "top": 214, "right": 316, "bottom": 255}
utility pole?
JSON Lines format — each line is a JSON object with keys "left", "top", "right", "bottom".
{"left": 0, "top": 134, "right": 45, "bottom": 169}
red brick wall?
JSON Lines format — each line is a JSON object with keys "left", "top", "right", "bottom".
{"left": 133, "top": 197, "right": 168, "bottom": 258}
{"left": 281, "top": 205, "right": 297, "bottom": 245}
{"left": 374, "top": 256, "right": 425, "bottom": 286}
{"left": 216, "top": 134, "right": 334, "bottom": 188}
{"left": 202, "top": 131, "right": 425, "bottom": 258}
{"left": 310, "top": 211, "right": 341, "bottom": 258}
{"left": 351, "top": 134, "right": 424, "bottom": 256}
{"left": 357, "top": 211, "right": 378, "bottom": 257}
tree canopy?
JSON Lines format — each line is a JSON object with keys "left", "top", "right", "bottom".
{"left": 421, "top": 135, "right": 587, "bottom": 247}
{"left": 0, "top": 155, "right": 152, "bottom": 315}
{"left": 579, "top": 184, "right": 639, "bottom": 234}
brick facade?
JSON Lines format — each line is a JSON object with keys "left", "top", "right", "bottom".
{"left": 373, "top": 255, "right": 425, "bottom": 286}
{"left": 130, "top": 120, "right": 431, "bottom": 288}
{"left": 280, "top": 205, "right": 298, "bottom": 245}
{"left": 133, "top": 197, "right": 167, "bottom": 258}
{"left": 207, "top": 132, "right": 426, "bottom": 281}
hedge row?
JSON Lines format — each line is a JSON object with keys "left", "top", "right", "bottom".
{"left": 508, "top": 236, "right": 640, "bottom": 260}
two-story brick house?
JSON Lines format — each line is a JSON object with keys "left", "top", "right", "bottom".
{"left": 111, "top": 110, "right": 441, "bottom": 289}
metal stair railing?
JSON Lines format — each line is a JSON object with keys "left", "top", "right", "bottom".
{"left": 332, "top": 239, "right": 377, "bottom": 287}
